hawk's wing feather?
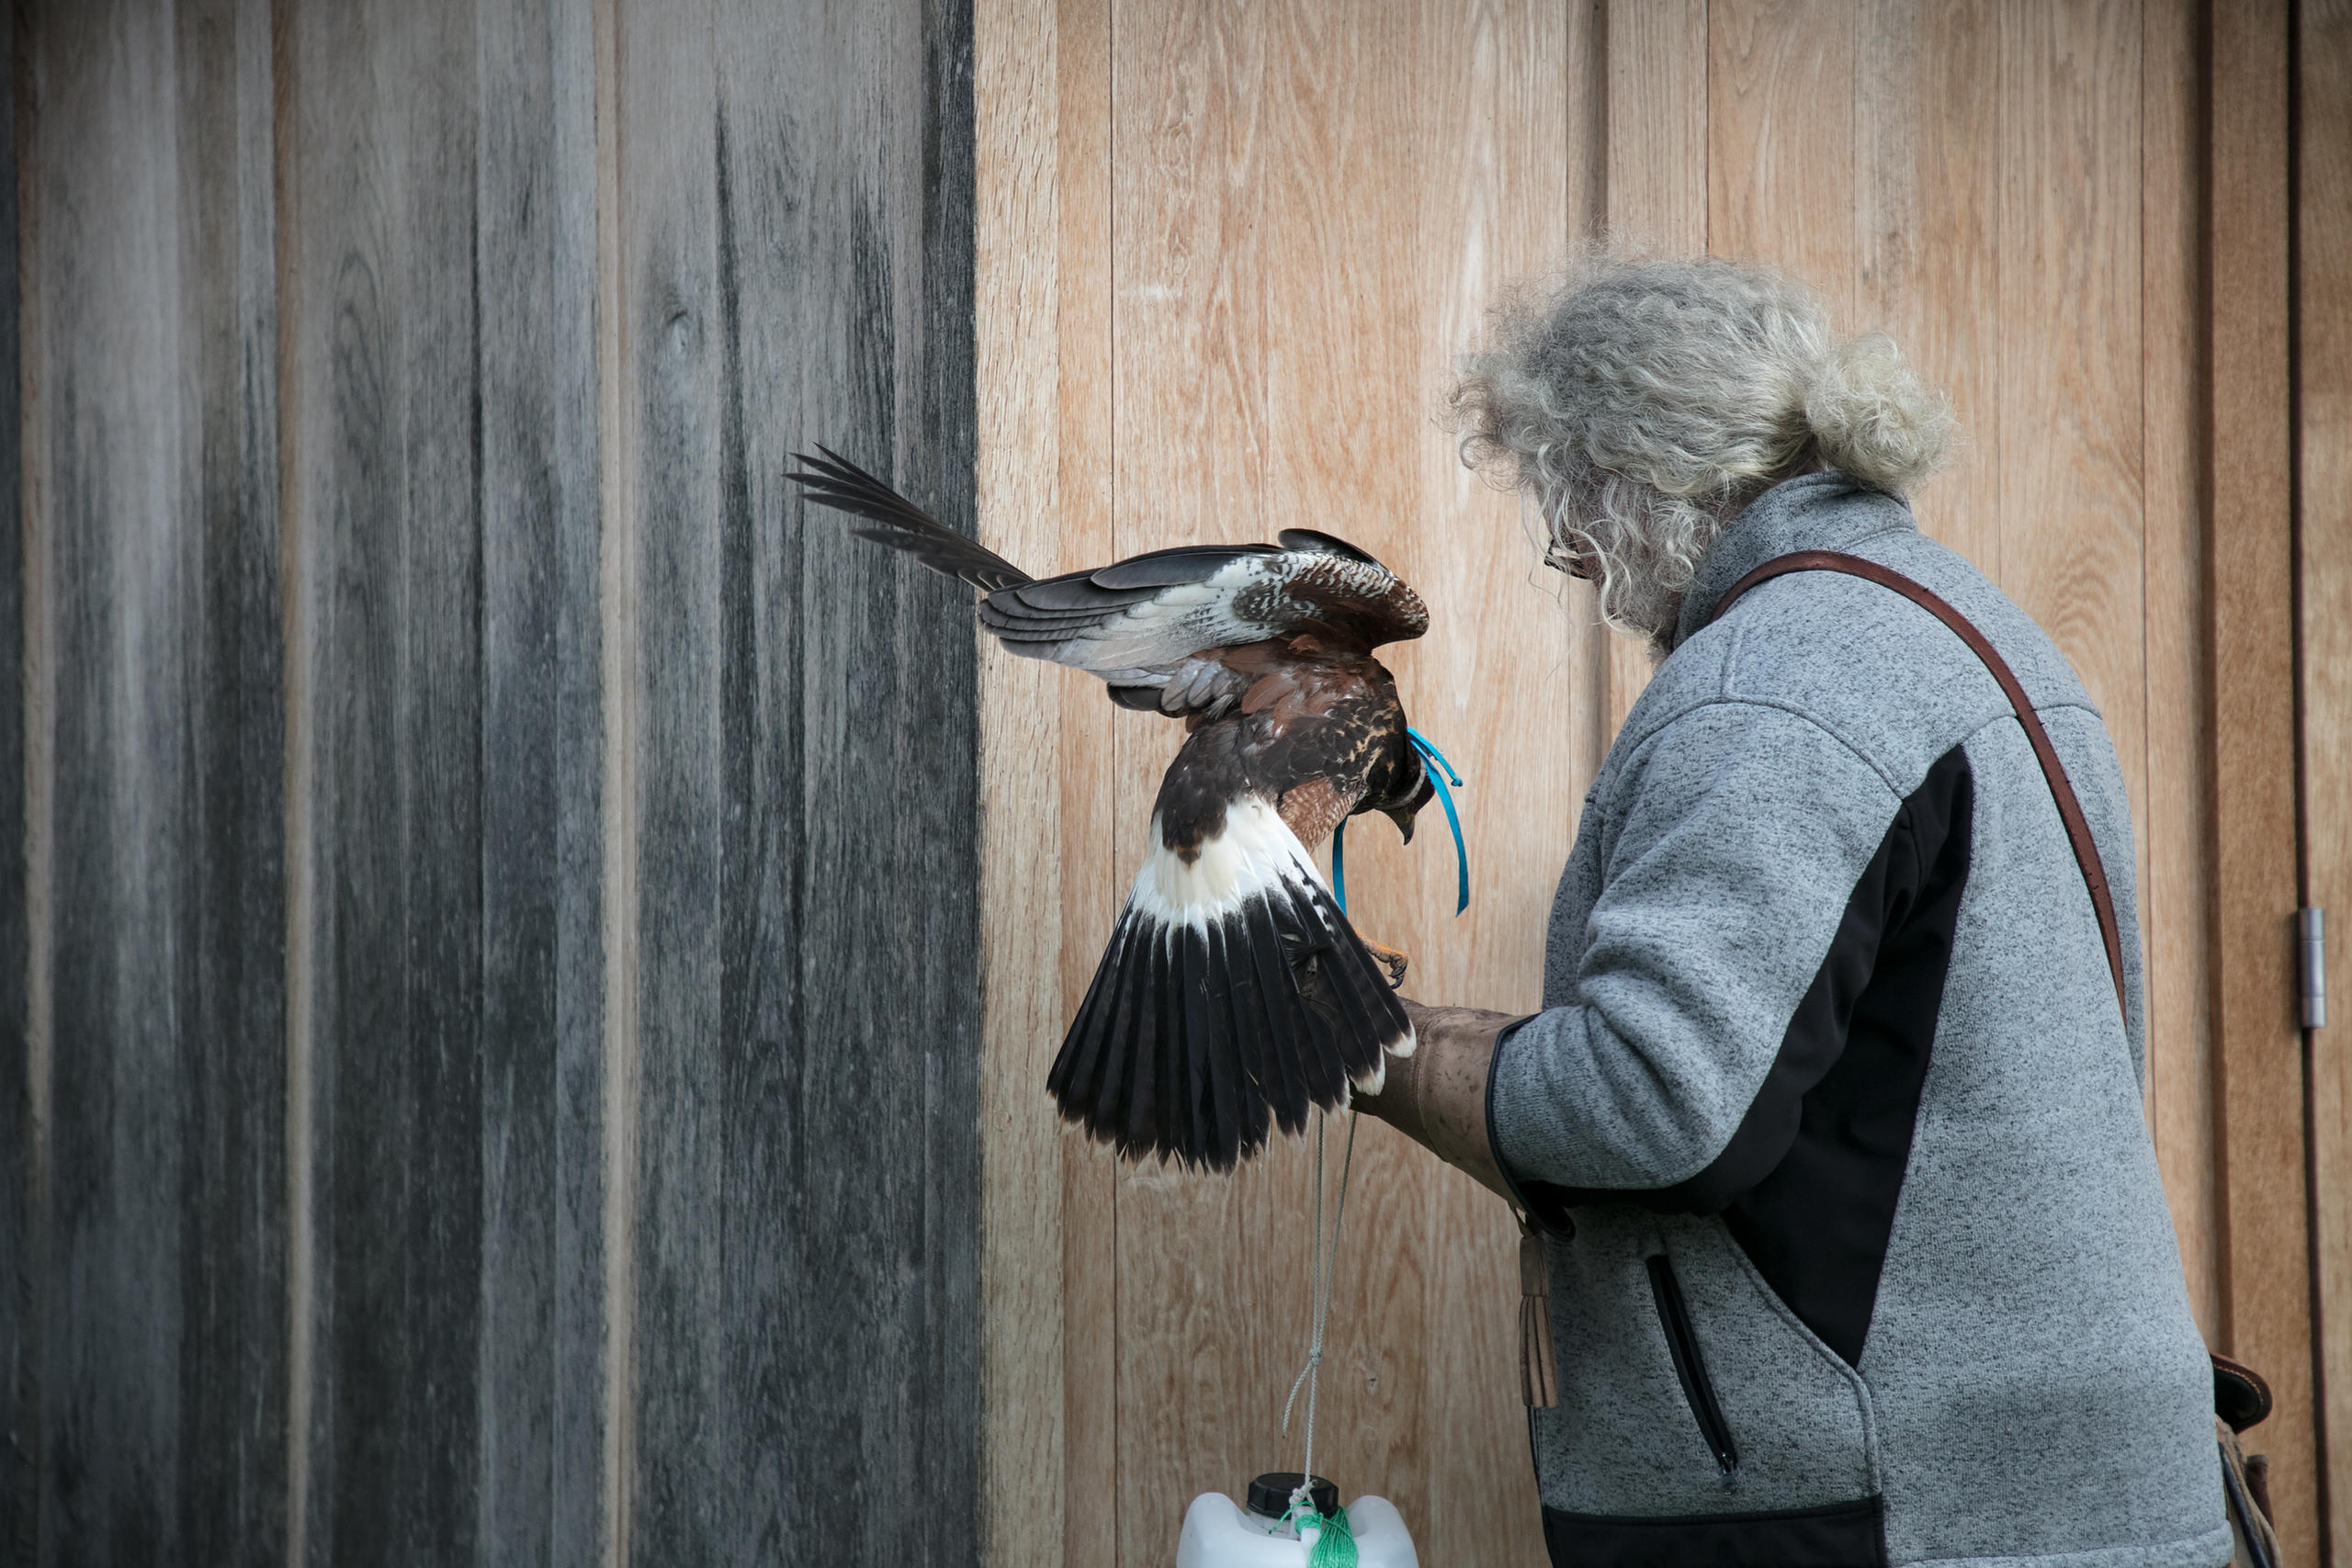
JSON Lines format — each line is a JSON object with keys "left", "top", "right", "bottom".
{"left": 785, "top": 447, "right": 1423, "bottom": 708}
{"left": 978, "top": 544, "right": 1423, "bottom": 685}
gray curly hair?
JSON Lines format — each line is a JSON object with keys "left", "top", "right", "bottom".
{"left": 1452, "top": 253, "right": 1957, "bottom": 646}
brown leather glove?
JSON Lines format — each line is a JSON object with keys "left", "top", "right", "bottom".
{"left": 1354, "top": 998, "right": 1529, "bottom": 1203}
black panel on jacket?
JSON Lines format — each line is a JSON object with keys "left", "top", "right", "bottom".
{"left": 1507, "top": 745, "right": 1974, "bottom": 1363}
{"left": 1720, "top": 745, "right": 1971, "bottom": 1363}
{"left": 1542, "top": 1495, "right": 1888, "bottom": 1568}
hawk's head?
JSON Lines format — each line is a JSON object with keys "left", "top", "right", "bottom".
{"left": 1361, "top": 739, "right": 1436, "bottom": 845}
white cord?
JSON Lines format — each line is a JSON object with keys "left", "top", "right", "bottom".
{"left": 1282, "top": 1108, "right": 1359, "bottom": 1509}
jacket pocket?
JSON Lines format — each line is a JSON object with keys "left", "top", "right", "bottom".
{"left": 1647, "top": 1253, "right": 1738, "bottom": 1472}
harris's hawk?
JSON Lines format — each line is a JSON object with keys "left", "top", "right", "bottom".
{"left": 788, "top": 448, "right": 1433, "bottom": 1170}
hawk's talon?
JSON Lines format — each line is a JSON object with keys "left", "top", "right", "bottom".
{"left": 1362, "top": 936, "right": 1410, "bottom": 989}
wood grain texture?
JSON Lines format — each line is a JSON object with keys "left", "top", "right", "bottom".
{"left": 1598, "top": 0, "right": 1705, "bottom": 736}
{"left": 2205, "top": 0, "right": 2316, "bottom": 1559}
{"left": 2140, "top": 0, "right": 2221, "bottom": 1338}
{"left": 475, "top": 0, "right": 606, "bottom": 1559}
{"left": 1707, "top": 0, "right": 1855, "bottom": 322}
{"left": 284, "top": 2, "right": 489, "bottom": 1560}
{"left": 613, "top": 0, "right": 982, "bottom": 1562}
{"left": 1053, "top": 3, "right": 1120, "bottom": 1563}
{"left": 0, "top": 6, "right": 25, "bottom": 1553}
{"left": 975, "top": 0, "right": 1067, "bottom": 1563}
{"left": 1996, "top": 0, "right": 2147, "bottom": 896}
{"left": 25, "top": 4, "right": 288, "bottom": 1562}
{"left": 2296, "top": 0, "right": 2352, "bottom": 1548}
{"left": 1855, "top": 0, "right": 2002, "bottom": 576}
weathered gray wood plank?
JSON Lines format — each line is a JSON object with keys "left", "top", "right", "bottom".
{"left": 0, "top": 5, "right": 27, "bottom": 1556}
{"left": 24, "top": 2, "right": 288, "bottom": 1564}
{"left": 475, "top": 0, "right": 605, "bottom": 1561}
{"left": 286, "top": 3, "right": 484, "bottom": 1561}
{"left": 169, "top": 4, "right": 290, "bottom": 1562}
{"left": 619, "top": 0, "right": 981, "bottom": 1559}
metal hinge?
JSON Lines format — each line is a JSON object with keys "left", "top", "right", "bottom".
{"left": 2301, "top": 908, "right": 2327, "bottom": 1030}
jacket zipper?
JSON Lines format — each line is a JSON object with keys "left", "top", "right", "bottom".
{"left": 1646, "top": 1253, "right": 1739, "bottom": 1473}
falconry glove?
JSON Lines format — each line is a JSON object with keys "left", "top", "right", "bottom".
{"left": 1355, "top": 1001, "right": 1528, "bottom": 1203}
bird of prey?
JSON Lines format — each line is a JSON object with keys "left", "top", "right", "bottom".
{"left": 788, "top": 447, "right": 1433, "bottom": 1170}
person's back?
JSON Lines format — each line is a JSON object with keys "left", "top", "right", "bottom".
{"left": 1355, "top": 254, "right": 2233, "bottom": 1566}
{"left": 1491, "top": 471, "right": 2224, "bottom": 1566}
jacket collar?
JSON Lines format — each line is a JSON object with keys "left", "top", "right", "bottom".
{"left": 1669, "top": 471, "right": 1918, "bottom": 649}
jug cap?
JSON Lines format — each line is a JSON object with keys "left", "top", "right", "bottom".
{"left": 1246, "top": 1472, "right": 1339, "bottom": 1521}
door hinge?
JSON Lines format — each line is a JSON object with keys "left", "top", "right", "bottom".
{"left": 2301, "top": 908, "right": 2327, "bottom": 1030}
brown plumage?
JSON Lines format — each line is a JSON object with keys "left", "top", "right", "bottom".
{"left": 788, "top": 447, "right": 1433, "bottom": 1169}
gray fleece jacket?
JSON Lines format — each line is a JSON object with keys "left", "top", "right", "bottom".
{"left": 1489, "top": 473, "right": 2228, "bottom": 1568}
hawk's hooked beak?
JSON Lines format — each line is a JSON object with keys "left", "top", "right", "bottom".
{"left": 1381, "top": 766, "right": 1438, "bottom": 845}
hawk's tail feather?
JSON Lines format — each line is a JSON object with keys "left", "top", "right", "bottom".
{"left": 786, "top": 446, "right": 1034, "bottom": 593}
{"left": 1047, "top": 799, "right": 1411, "bottom": 1171}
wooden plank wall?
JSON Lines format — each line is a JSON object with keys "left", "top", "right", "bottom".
{"left": 2300, "top": 1, "right": 2352, "bottom": 1561}
{"left": 976, "top": 4, "right": 2332, "bottom": 1564}
{"left": 7, "top": 1, "right": 983, "bottom": 1564}
{"left": 21, "top": 5, "right": 288, "bottom": 1562}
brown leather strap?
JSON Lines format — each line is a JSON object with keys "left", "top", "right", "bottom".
{"left": 1708, "top": 550, "right": 2128, "bottom": 1021}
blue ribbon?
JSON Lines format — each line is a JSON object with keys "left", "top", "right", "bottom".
{"left": 1407, "top": 728, "right": 1470, "bottom": 916}
{"left": 1328, "top": 728, "right": 1469, "bottom": 918}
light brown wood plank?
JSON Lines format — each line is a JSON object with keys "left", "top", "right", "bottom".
{"left": 976, "top": 1, "right": 1069, "bottom": 1562}
{"left": 1056, "top": 78, "right": 1125, "bottom": 1568}
{"left": 1400, "top": 3, "right": 1582, "bottom": 1563}
{"left": 1995, "top": 0, "right": 2146, "bottom": 872}
{"left": 1598, "top": 0, "right": 1705, "bottom": 737}
{"left": 1854, "top": 0, "right": 2002, "bottom": 576}
{"left": 2138, "top": 0, "right": 2222, "bottom": 1339}
{"left": 1108, "top": 4, "right": 1289, "bottom": 1561}
{"left": 2296, "top": 0, "right": 2352, "bottom": 1545}
{"left": 1258, "top": 0, "right": 1430, "bottom": 1545}
{"left": 1052, "top": 3, "right": 1121, "bottom": 1564}
{"left": 1706, "top": 0, "right": 1855, "bottom": 322}
{"left": 2207, "top": 0, "right": 2317, "bottom": 1557}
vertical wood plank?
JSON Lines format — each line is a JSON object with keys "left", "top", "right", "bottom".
{"left": 975, "top": 0, "right": 1067, "bottom": 1562}
{"left": 2140, "top": 0, "right": 2222, "bottom": 1337}
{"left": 617, "top": 0, "right": 983, "bottom": 1561}
{"left": 1053, "top": 2, "right": 1121, "bottom": 1562}
{"left": 1996, "top": 0, "right": 2146, "bottom": 887}
{"left": 1597, "top": 0, "right": 1705, "bottom": 734}
{"left": 1705, "top": 0, "right": 1854, "bottom": 322}
{"left": 1109, "top": 5, "right": 1277, "bottom": 1561}
{"left": 0, "top": 1, "right": 26, "bottom": 1549}
{"left": 285, "top": 0, "right": 488, "bottom": 1560}
{"left": 27, "top": 3, "right": 289, "bottom": 1562}
{"left": 2297, "top": 0, "right": 2352, "bottom": 1548}
{"left": 1856, "top": 0, "right": 2002, "bottom": 575}
{"left": 2206, "top": 0, "right": 2317, "bottom": 1558}
{"left": 172, "top": 5, "right": 291, "bottom": 1560}
{"left": 475, "top": 0, "right": 605, "bottom": 1559}
{"left": 1394, "top": 7, "right": 1579, "bottom": 1564}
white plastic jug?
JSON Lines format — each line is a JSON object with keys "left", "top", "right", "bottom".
{"left": 1174, "top": 1479, "right": 1419, "bottom": 1568}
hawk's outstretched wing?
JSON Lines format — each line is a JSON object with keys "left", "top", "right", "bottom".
{"left": 787, "top": 448, "right": 1428, "bottom": 702}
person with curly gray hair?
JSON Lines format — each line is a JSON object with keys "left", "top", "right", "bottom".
{"left": 1357, "top": 256, "right": 2241, "bottom": 1568}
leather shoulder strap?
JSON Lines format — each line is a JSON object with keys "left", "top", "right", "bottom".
{"left": 1707, "top": 549, "right": 2128, "bottom": 1022}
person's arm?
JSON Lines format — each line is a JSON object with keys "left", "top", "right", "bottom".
{"left": 1370, "top": 700, "right": 1914, "bottom": 1212}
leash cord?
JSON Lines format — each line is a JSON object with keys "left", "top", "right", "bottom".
{"left": 1282, "top": 1109, "right": 1359, "bottom": 1506}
